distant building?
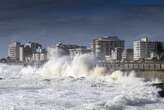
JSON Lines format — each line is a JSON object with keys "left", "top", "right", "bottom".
{"left": 19, "top": 45, "right": 24, "bottom": 62}
{"left": 122, "top": 48, "right": 133, "bottom": 61}
{"left": 92, "top": 36, "right": 124, "bottom": 59}
{"left": 111, "top": 47, "right": 124, "bottom": 61}
{"left": 8, "top": 42, "right": 21, "bottom": 61}
{"left": 32, "top": 49, "right": 47, "bottom": 62}
{"left": 69, "top": 47, "right": 91, "bottom": 57}
{"left": 133, "top": 37, "right": 164, "bottom": 60}
{"left": 8, "top": 41, "right": 47, "bottom": 63}
{"left": 40, "top": 52, "right": 47, "bottom": 61}
{"left": 23, "top": 44, "right": 32, "bottom": 62}
{"left": 32, "top": 53, "right": 47, "bottom": 62}
{"left": 56, "top": 42, "right": 86, "bottom": 56}
{"left": 24, "top": 42, "right": 42, "bottom": 53}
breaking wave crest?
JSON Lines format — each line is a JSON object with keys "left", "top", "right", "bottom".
{"left": 0, "top": 48, "right": 108, "bottom": 79}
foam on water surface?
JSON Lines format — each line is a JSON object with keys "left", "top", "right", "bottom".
{"left": 0, "top": 48, "right": 163, "bottom": 110}
{"left": 0, "top": 76, "right": 163, "bottom": 110}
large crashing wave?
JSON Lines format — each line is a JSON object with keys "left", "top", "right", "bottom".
{"left": 0, "top": 48, "right": 109, "bottom": 79}
{"left": 0, "top": 48, "right": 161, "bottom": 81}
{"left": 38, "top": 48, "right": 108, "bottom": 79}
{"left": 0, "top": 47, "right": 162, "bottom": 83}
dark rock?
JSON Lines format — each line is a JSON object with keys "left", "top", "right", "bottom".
{"left": 152, "top": 83, "right": 164, "bottom": 97}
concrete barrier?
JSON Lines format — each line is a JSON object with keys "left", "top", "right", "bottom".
{"left": 105, "top": 62, "right": 164, "bottom": 71}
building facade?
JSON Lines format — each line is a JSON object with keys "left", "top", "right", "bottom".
{"left": 8, "top": 42, "right": 21, "bottom": 61}
{"left": 122, "top": 48, "right": 133, "bottom": 61}
{"left": 19, "top": 45, "right": 24, "bottom": 62}
{"left": 32, "top": 48, "right": 47, "bottom": 62}
{"left": 92, "top": 36, "right": 124, "bottom": 59}
{"left": 56, "top": 42, "right": 86, "bottom": 56}
{"left": 133, "top": 37, "right": 164, "bottom": 60}
{"left": 111, "top": 47, "right": 124, "bottom": 61}
{"left": 8, "top": 41, "right": 47, "bottom": 63}
{"left": 24, "top": 42, "right": 42, "bottom": 53}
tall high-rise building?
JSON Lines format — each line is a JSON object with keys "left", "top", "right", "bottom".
{"left": 92, "top": 36, "right": 124, "bottom": 59}
{"left": 133, "top": 37, "right": 164, "bottom": 60}
{"left": 8, "top": 42, "right": 21, "bottom": 61}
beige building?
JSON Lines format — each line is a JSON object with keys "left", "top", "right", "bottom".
{"left": 92, "top": 36, "right": 124, "bottom": 59}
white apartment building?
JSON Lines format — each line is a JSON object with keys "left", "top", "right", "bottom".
{"left": 8, "top": 42, "right": 21, "bottom": 61}
{"left": 133, "top": 37, "right": 164, "bottom": 60}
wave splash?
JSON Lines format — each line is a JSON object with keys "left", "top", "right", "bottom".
{"left": 0, "top": 48, "right": 108, "bottom": 79}
{"left": 0, "top": 48, "right": 161, "bottom": 82}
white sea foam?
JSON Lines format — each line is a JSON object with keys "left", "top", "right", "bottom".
{"left": 38, "top": 48, "right": 107, "bottom": 79}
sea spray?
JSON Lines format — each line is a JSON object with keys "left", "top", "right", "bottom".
{"left": 37, "top": 48, "right": 160, "bottom": 110}
{"left": 38, "top": 48, "right": 108, "bottom": 79}
{"left": 0, "top": 48, "right": 108, "bottom": 79}
{"left": 67, "top": 71, "right": 160, "bottom": 110}
{"left": 0, "top": 47, "right": 161, "bottom": 83}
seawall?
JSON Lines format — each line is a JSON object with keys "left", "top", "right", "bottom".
{"left": 102, "top": 62, "right": 164, "bottom": 82}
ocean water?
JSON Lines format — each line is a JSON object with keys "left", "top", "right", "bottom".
{"left": 0, "top": 49, "right": 163, "bottom": 110}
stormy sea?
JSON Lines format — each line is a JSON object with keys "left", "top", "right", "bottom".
{"left": 0, "top": 48, "right": 163, "bottom": 110}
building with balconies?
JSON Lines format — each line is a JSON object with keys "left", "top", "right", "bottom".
{"left": 133, "top": 37, "right": 164, "bottom": 61}
{"left": 91, "top": 36, "right": 124, "bottom": 59}
{"left": 8, "top": 41, "right": 21, "bottom": 61}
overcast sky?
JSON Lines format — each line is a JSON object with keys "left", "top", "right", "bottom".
{"left": 0, "top": 0, "right": 164, "bottom": 57}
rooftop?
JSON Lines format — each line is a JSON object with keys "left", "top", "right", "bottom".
{"left": 95, "top": 36, "right": 122, "bottom": 41}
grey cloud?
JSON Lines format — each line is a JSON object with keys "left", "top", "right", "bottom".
{"left": 0, "top": 0, "right": 164, "bottom": 57}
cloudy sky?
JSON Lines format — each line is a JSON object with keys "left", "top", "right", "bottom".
{"left": 0, "top": 0, "right": 164, "bottom": 57}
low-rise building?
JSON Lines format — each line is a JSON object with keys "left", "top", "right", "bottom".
{"left": 56, "top": 42, "right": 86, "bottom": 56}
{"left": 32, "top": 49, "right": 47, "bottom": 62}
{"left": 69, "top": 47, "right": 91, "bottom": 57}
{"left": 8, "top": 41, "right": 47, "bottom": 63}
